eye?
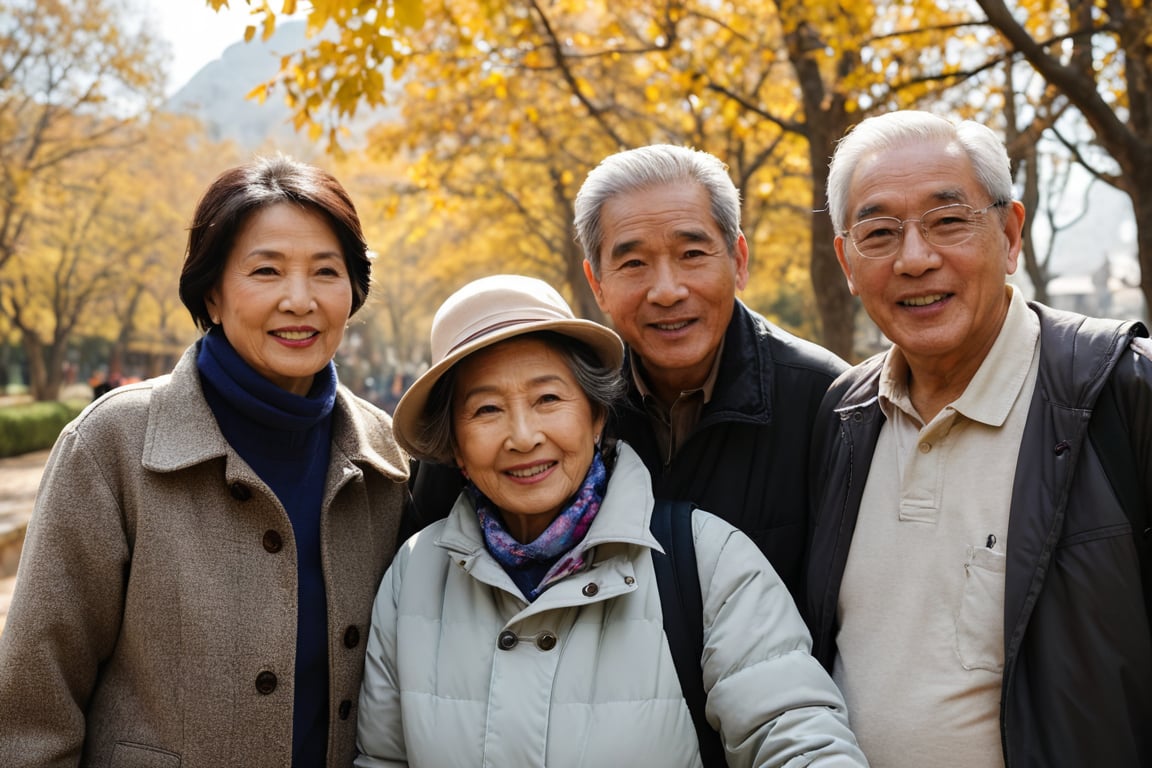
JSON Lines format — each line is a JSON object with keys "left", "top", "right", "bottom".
{"left": 856, "top": 220, "right": 900, "bottom": 241}
{"left": 252, "top": 265, "right": 279, "bottom": 276}
{"left": 317, "top": 266, "right": 343, "bottom": 277}
{"left": 932, "top": 213, "right": 973, "bottom": 228}
{"left": 682, "top": 248, "right": 707, "bottom": 259}
{"left": 537, "top": 392, "right": 562, "bottom": 404}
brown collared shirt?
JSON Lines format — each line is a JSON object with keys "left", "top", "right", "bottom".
{"left": 633, "top": 338, "right": 725, "bottom": 467}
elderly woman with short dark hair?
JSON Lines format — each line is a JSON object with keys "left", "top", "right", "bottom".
{"left": 0, "top": 155, "right": 409, "bottom": 768}
{"left": 354, "top": 274, "right": 865, "bottom": 767}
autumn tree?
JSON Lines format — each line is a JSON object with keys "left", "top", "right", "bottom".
{"left": 974, "top": 0, "right": 1152, "bottom": 319}
{"left": 0, "top": 0, "right": 164, "bottom": 275}
{"left": 223, "top": 0, "right": 1100, "bottom": 356}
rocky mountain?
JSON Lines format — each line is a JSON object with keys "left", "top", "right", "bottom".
{"left": 165, "top": 20, "right": 397, "bottom": 150}
{"left": 165, "top": 20, "right": 309, "bottom": 148}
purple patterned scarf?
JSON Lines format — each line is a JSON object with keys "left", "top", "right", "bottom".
{"left": 467, "top": 451, "right": 607, "bottom": 601}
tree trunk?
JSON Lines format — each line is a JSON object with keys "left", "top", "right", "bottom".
{"left": 1134, "top": 189, "right": 1152, "bottom": 323}
{"left": 804, "top": 113, "right": 857, "bottom": 361}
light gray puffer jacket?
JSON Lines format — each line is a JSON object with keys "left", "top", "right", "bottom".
{"left": 356, "top": 443, "right": 866, "bottom": 767}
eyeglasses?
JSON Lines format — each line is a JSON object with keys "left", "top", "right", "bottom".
{"left": 844, "top": 201, "right": 1007, "bottom": 260}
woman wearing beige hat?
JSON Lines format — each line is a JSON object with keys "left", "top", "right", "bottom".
{"left": 355, "top": 274, "right": 865, "bottom": 767}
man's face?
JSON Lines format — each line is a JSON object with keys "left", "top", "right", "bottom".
{"left": 583, "top": 182, "right": 748, "bottom": 400}
{"left": 834, "top": 139, "right": 1024, "bottom": 373}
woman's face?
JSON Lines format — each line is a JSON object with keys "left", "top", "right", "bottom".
{"left": 206, "top": 203, "right": 353, "bottom": 395}
{"left": 451, "top": 337, "right": 606, "bottom": 543}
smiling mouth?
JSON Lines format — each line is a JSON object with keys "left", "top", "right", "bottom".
{"left": 652, "top": 320, "right": 691, "bottom": 331}
{"left": 272, "top": 330, "right": 318, "bottom": 341}
{"left": 507, "top": 462, "right": 555, "bottom": 479}
{"left": 900, "top": 294, "right": 948, "bottom": 307}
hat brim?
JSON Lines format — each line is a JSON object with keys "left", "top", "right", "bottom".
{"left": 392, "top": 318, "right": 624, "bottom": 464}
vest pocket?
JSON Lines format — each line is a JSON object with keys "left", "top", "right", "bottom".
{"left": 954, "top": 544, "right": 1006, "bottom": 673}
{"left": 109, "top": 742, "right": 182, "bottom": 768}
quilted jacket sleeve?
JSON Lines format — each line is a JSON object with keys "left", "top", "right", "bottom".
{"left": 693, "top": 510, "right": 868, "bottom": 767}
{"left": 355, "top": 541, "right": 411, "bottom": 768}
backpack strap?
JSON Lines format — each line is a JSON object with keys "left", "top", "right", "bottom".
{"left": 1089, "top": 339, "right": 1152, "bottom": 621}
{"left": 649, "top": 499, "right": 727, "bottom": 766}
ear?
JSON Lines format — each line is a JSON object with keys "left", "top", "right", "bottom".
{"left": 583, "top": 259, "right": 610, "bottom": 314}
{"left": 834, "top": 235, "right": 860, "bottom": 296}
{"left": 1002, "top": 200, "right": 1026, "bottom": 276}
{"left": 204, "top": 287, "right": 221, "bottom": 324}
{"left": 733, "top": 233, "right": 750, "bottom": 291}
{"left": 592, "top": 409, "right": 608, "bottom": 444}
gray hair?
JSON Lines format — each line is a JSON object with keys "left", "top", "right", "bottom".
{"left": 417, "top": 331, "right": 626, "bottom": 464}
{"left": 826, "top": 111, "right": 1014, "bottom": 234}
{"left": 574, "top": 144, "right": 743, "bottom": 277}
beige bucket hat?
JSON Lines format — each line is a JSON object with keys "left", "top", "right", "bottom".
{"left": 391, "top": 274, "right": 624, "bottom": 463}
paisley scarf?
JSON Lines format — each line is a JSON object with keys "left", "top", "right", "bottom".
{"left": 468, "top": 451, "right": 607, "bottom": 601}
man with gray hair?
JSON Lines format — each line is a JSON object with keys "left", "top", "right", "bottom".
{"left": 806, "top": 110, "right": 1152, "bottom": 766}
{"left": 575, "top": 144, "right": 845, "bottom": 603}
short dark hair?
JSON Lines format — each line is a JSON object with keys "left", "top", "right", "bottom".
{"left": 179, "top": 155, "right": 371, "bottom": 331}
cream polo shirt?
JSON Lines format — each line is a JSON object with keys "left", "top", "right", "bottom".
{"left": 833, "top": 286, "right": 1040, "bottom": 768}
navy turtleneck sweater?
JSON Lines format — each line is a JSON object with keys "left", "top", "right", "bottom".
{"left": 198, "top": 328, "right": 336, "bottom": 768}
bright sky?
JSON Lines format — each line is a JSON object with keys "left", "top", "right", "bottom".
{"left": 139, "top": 1, "right": 304, "bottom": 95}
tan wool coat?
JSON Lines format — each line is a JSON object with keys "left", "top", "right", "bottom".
{"left": 0, "top": 345, "right": 409, "bottom": 768}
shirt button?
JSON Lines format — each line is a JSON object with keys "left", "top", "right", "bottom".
{"left": 624, "top": 576, "right": 635, "bottom": 585}
{"left": 229, "top": 482, "right": 252, "bottom": 501}
{"left": 255, "top": 670, "right": 278, "bottom": 695}
{"left": 338, "top": 699, "right": 352, "bottom": 720}
{"left": 262, "top": 530, "right": 283, "bottom": 553}
{"left": 581, "top": 583, "right": 599, "bottom": 597}
{"left": 343, "top": 625, "right": 361, "bottom": 649}
{"left": 497, "top": 630, "right": 518, "bottom": 650}
{"left": 536, "top": 632, "right": 558, "bottom": 651}
{"left": 918, "top": 442, "right": 932, "bottom": 454}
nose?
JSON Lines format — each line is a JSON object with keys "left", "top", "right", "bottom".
{"left": 646, "top": 260, "right": 689, "bottom": 306}
{"left": 504, "top": 406, "right": 543, "bottom": 452}
{"left": 279, "top": 274, "right": 317, "bottom": 314}
{"left": 892, "top": 222, "right": 940, "bottom": 276}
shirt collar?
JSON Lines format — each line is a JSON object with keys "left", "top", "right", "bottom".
{"left": 879, "top": 284, "right": 1039, "bottom": 427}
{"left": 632, "top": 335, "right": 726, "bottom": 406}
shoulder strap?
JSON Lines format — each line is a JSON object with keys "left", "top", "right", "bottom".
{"left": 649, "top": 500, "right": 727, "bottom": 767}
{"left": 1089, "top": 341, "right": 1152, "bottom": 621}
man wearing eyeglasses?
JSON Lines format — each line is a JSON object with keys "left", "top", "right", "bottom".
{"left": 805, "top": 110, "right": 1152, "bottom": 768}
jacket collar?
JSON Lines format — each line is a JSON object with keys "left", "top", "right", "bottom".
{"left": 141, "top": 343, "right": 408, "bottom": 482}
{"left": 435, "top": 442, "right": 662, "bottom": 559}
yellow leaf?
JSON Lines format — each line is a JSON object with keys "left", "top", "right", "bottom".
{"left": 394, "top": 0, "right": 426, "bottom": 30}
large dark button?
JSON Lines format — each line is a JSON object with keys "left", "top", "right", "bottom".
{"left": 581, "top": 583, "right": 599, "bottom": 597}
{"left": 255, "top": 670, "right": 278, "bottom": 695}
{"left": 338, "top": 699, "right": 352, "bottom": 720}
{"left": 262, "top": 530, "right": 283, "bottom": 553}
{"left": 343, "top": 625, "right": 360, "bottom": 649}
{"left": 536, "top": 632, "right": 558, "bottom": 651}
{"left": 229, "top": 482, "right": 252, "bottom": 501}
{"left": 497, "top": 630, "right": 518, "bottom": 650}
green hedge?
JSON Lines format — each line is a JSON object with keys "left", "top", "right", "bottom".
{"left": 0, "top": 400, "right": 87, "bottom": 458}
